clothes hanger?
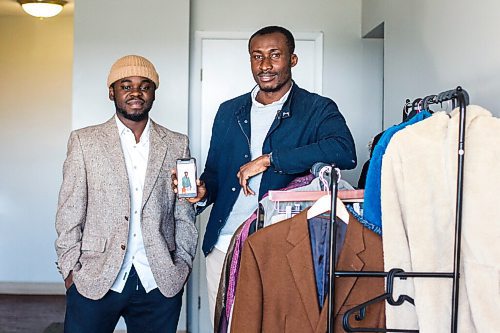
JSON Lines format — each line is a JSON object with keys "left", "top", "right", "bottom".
{"left": 342, "top": 268, "right": 416, "bottom": 333}
{"left": 422, "top": 94, "right": 437, "bottom": 111}
{"left": 268, "top": 190, "right": 364, "bottom": 203}
{"left": 403, "top": 97, "right": 423, "bottom": 122}
{"left": 306, "top": 166, "right": 350, "bottom": 223}
{"left": 402, "top": 98, "right": 412, "bottom": 121}
{"left": 306, "top": 193, "right": 349, "bottom": 223}
{"left": 267, "top": 164, "right": 361, "bottom": 223}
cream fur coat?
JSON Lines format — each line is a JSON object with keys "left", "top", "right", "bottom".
{"left": 381, "top": 105, "right": 500, "bottom": 332}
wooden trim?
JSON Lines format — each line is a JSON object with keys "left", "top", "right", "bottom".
{"left": 0, "top": 282, "right": 65, "bottom": 295}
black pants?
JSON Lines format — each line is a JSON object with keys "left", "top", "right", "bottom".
{"left": 64, "top": 266, "right": 183, "bottom": 333}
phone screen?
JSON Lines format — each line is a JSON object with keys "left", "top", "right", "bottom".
{"left": 176, "top": 158, "right": 197, "bottom": 198}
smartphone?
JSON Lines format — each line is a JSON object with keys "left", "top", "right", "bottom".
{"left": 176, "top": 157, "right": 197, "bottom": 198}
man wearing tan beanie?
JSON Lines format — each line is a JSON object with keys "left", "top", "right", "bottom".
{"left": 55, "top": 55, "right": 198, "bottom": 333}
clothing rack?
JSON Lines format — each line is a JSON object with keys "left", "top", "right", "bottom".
{"left": 403, "top": 87, "right": 469, "bottom": 122}
{"left": 328, "top": 86, "right": 469, "bottom": 332}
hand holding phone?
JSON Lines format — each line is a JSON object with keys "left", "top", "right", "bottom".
{"left": 176, "top": 158, "right": 197, "bottom": 198}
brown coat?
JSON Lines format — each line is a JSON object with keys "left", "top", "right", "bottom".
{"left": 231, "top": 209, "right": 385, "bottom": 333}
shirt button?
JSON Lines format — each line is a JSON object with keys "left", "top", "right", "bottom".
{"left": 231, "top": 187, "right": 236, "bottom": 191}
{"left": 244, "top": 154, "right": 248, "bottom": 158}
{"left": 244, "top": 120, "right": 248, "bottom": 123}
{"left": 133, "top": 233, "right": 137, "bottom": 237}
{"left": 132, "top": 256, "right": 135, "bottom": 260}
{"left": 134, "top": 211, "right": 138, "bottom": 214}
{"left": 124, "top": 216, "right": 129, "bottom": 221}
{"left": 135, "top": 188, "right": 139, "bottom": 191}
{"left": 121, "top": 245, "right": 126, "bottom": 250}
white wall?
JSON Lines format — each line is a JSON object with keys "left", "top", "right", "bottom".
{"left": 190, "top": 0, "right": 383, "bottom": 185}
{"left": 363, "top": 0, "right": 500, "bottom": 127}
{"left": 0, "top": 16, "right": 73, "bottom": 284}
{"left": 72, "top": 0, "right": 190, "bottom": 133}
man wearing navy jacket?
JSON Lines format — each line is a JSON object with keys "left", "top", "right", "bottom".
{"left": 177, "top": 25, "right": 356, "bottom": 325}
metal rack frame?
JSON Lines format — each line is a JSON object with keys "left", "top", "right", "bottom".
{"left": 327, "top": 86, "right": 469, "bottom": 333}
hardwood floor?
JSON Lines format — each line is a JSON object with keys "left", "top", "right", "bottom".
{"left": 0, "top": 294, "right": 65, "bottom": 333}
{"left": 0, "top": 294, "right": 187, "bottom": 333}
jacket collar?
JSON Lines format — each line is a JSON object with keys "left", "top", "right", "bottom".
{"left": 142, "top": 121, "right": 169, "bottom": 209}
{"left": 98, "top": 117, "right": 130, "bottom": 205}
{"left": 280, "top": 80, "right": 297, "bottom": 119}
{"left": 285, "top": 209, "right": 321, "bottom": 331}
{"left": 235, "top": 80, "right": 299, "bottom": 119}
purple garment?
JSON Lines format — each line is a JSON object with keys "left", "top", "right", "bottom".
{"left": 263, "top": 173, "right": 315, "bottom": 199}
{"left": 226, "top": 211, "right": 256, "bottom": 319}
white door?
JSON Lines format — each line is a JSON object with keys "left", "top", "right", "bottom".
{"left": 188, "top": 31, "right": 323, "bottom": 333}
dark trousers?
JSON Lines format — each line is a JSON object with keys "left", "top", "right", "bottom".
{"left": 64, "top": 266, "right": 183, "bottom": 333}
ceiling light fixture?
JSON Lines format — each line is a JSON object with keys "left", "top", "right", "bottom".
{"left": 17, "top": 0, "right": 67, "bottom": 18}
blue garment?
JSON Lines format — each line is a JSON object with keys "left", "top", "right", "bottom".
{"left": 199, "top": 82, "right": 357, "bottom": 256}
{"left": 346, "top": 204, "right": 381, "bottom": 235}
{"left": 363, "top": 111, "right": 432, "bottom": 230}
{"left": 308, "top": 216, "right": 347, "bottom": 309}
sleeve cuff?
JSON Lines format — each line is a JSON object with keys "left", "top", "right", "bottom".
{"left": 195, "top": 198, "right": 207, "bottom": 207}
{"left": 268, "top": 152, "right": 274, "bottom": 166}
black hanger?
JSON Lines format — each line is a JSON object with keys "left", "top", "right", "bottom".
{"left": 403, "top": 98, "right": 422, "bottom": 122}
{"left": 401, "top": 98, "right": 412, "bottom": 122}
{"left": 422, "top": 94, "right": 437, "bottom": 111}
{"left": 436, "top": 86, "right": 470, "bottom": 111}
{"left": 342, "top": 269, "right": 417, "bottom": 333}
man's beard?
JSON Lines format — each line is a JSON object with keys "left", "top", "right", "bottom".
{"left": 114, "top": 100, "right": 152, "bottom": 122}
{"left": 259, "top": 82, "right": 285, "bottom": 93}
{"left": 257, "top": 69, "right": 292, "bottom": 93}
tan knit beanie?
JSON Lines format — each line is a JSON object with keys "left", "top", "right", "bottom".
{"left": 107, "top": 55, "right": 159, "bottom": 88}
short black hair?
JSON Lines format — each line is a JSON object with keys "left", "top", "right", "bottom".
{"left": 248, "top": 26, "right": 295, "bottom": 55}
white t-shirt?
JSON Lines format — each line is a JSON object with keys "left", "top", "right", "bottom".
{"left": 215, "top": 85, "right": 292, "bottom": 252}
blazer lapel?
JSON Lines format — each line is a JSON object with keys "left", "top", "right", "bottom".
{"left": 332, "top": 214, "right": 365, "bottom": 315}
{"left": 101, "top": 117, "right": 129, "bottom": 191}
{"left": 286, "top": 210, "right": 321, "bottom": 331}
{"left": 142, "top": 122, "right": 168, "bottom": 209}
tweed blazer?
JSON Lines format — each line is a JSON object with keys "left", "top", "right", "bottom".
{"left": 231, "top": 209, "right": 385, "bottom": 333}
{"left": 55, "top": 117, "right": 198, "bottom": 300}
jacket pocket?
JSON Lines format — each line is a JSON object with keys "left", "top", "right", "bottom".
{"left": 81, "top": 235, "right": 107, "bottom": 252}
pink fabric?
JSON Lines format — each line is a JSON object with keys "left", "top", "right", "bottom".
{"left": 261, "top": 173, "right": 315, "bottom": 200}
{"left": 226, "top": 210, "right": 257, "bottom": 319}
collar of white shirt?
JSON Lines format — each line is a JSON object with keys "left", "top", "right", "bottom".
{"left": 114, "top": 114, "right": 152, "bottom": 145}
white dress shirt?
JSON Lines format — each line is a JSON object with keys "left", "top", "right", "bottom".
{"left": 111, "top": 115, "right": 158, "bottom": 293}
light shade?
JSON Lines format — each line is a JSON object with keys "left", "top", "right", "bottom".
{"left": 18, "top": 0, "right": 67, "bottom": 18}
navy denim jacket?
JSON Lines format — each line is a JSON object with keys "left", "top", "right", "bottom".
{"left": 199, "top": 82, "right": 356, "bottom": 256}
